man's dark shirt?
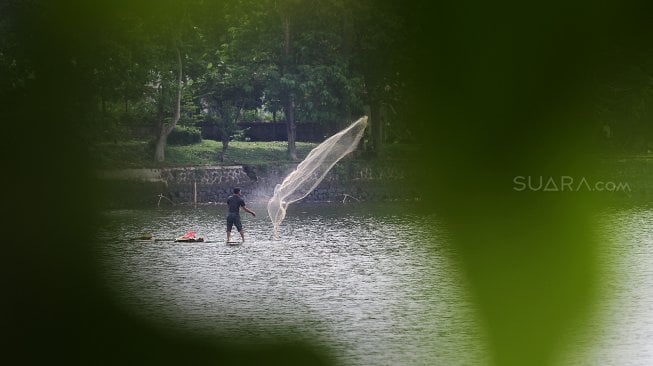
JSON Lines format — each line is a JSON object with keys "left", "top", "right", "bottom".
{"left": 226, "top": 195, "right": 245, "bottom": 215}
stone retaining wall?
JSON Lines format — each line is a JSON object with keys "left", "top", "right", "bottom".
{"left": 97, "top": 164, "right": 409, "bottom": 208}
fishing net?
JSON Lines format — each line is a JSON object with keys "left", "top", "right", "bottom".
{"left": 267, "top": 116, "right": 368, "bottom": 234}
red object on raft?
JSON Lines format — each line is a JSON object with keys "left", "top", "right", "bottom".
{"left": 174, "top": 231, "right": 204, "bottom": 242}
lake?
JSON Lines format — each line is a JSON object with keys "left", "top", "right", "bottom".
{"left": 557, "top": 206, "right": 653, "bottom": 366}
{"left": 96, "top": 202, "right": 652, "bottom": 365}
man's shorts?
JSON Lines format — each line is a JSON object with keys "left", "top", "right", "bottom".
{"left": 226, "top": 213, "right": 242, "bottom": 232}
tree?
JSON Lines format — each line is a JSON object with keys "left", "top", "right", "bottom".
{"left": 195, "top": 59, "right": 265, "bottom": 157}
{"left": 96, "top": 0, "right": 216, "bottom": 162}
{"left": 141, "top": 1, "right": 198, "bottom": 163}
{"left": 187, "top": 5, "right": 266, "bottom": 156}
{"left": 272, "top": 0, "right": 367, "bottom": 158}
{"left": 217, "top": 0, "right": 369, "bottom": 159}
{"left": 347, "top": 0, "right": 415, "bottom": 152}
{"left": 153, "top": 46, "right": 183, "bottom": 162}
{"left": 222, "top": 0, "right": 303, "bottom": 160}
{"left": 280, "top": 4, "right": 299, "bottom": 160}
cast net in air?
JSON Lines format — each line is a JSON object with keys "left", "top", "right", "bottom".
{"left": 267, "top": 116, "right": 368, "bottom": 235}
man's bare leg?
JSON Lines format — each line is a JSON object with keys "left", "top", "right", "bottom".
{"left": 239, "top": 230, "right": 245, "bottom": 242}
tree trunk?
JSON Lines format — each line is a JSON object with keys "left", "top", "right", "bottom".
{"left": 361, "top": 103, "right": 383, "bottom": 155}
{"left": 154, "top": 130, "right": 169, "bottom": 162}
{"left": 282, "top": 14, "right": 298, "bottom": 161}
{"left": 286, "top": 98, "right": 298, "bottom": 160}
{"left": 371, "top": 102, "right": 383, "bottom": 154}
{"left": 154, "top": 47, "right": 183, "bottom": 162}
{"left": 218, "top": 134, "right": 229, "bottom": 162}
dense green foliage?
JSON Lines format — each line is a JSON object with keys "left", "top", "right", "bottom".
{"left": 167, "top": 125, "right": 202, "bottom": 146}
{"left": 0, "top": 0, "right": 412, "bottom": 162}
{"left": 4, "top": 1, "right": 651, "bottom": 157}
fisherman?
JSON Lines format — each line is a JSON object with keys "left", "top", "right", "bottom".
{"left": 226, "top": 187, "right": 256, "bottom": 242}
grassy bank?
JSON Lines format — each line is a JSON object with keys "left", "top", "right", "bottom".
{"left": 90, "top": 140, "right": 319, "bottom": 169}
{"left": 90, "top": 139, "right": 418, "bottom": 169}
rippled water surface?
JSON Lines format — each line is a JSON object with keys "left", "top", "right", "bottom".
{"left": 557, "top": 207, "right": 653, "bottom": 366}
{"left": 97, "top": 202, "right": 653, "bottom": 365}
{"left": 97, "top": 202, "right": 484, "bottom": 365}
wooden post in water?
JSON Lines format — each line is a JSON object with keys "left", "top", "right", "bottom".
{"left": 194, "top": 180, "right": 197, "bottom": 208}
